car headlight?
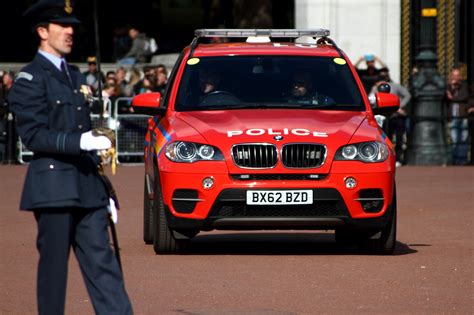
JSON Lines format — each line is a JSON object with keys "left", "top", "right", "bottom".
{"left": 335, "top": 141, "right": 389, "bottom": 163}
{"left": 165, "top": 141, "right": 224, "bottom": 162}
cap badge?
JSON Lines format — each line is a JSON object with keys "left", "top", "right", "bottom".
{"left": 64, "top": 0, "right": 73, "bottom": 14}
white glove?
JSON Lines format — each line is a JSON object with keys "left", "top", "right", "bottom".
{"left": 107, "top": 198, "right": 118, "bottom": 224}
{"left": 80, "top": 131, "right": 112, "bottom": 151}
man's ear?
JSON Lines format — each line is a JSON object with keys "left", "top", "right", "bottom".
{"left": 36, "top": 24, "right": 49, "bottom": 40}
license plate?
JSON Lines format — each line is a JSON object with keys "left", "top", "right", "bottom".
{"left": 246, "top": 190, "right": 313, "bottom": 205}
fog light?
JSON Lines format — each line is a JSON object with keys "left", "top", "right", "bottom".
{"left": 345, "top": 177, "right": 357, "bottom": 189}
{"left": 202, "top": 177, "right": 214, "bottom": 190}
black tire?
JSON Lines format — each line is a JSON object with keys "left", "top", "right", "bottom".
{"left": 143, "top": 177, "right": 154, "bottom": 244}
{"left": 152, "top": 169, "right": 188, "bottom": 254}
{"left": 357, "top": 191, "right": 397, "bottom": 255}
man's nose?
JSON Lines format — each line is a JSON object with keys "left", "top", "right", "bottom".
{"left": 65, "top": 26, "right": 74, "bottom": 34}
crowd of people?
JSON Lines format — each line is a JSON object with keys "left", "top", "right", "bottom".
{"left": 355, "top": 54, "right": 412, "bottom": 167}
{"left": 1, "top": 54, "right": 473, "bottom": 165}
{"left": 355, "top": 54, "right": 474, "bottom": 166}
{"left": 78, "top": 58, "right": 168, "bottom": 116}
{"left": 0, "top": 62, "right": 168, "bottom": 163}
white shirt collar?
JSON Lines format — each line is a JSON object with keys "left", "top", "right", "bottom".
{"left": 38, "top": 50, "right": 66, "bottom": 71}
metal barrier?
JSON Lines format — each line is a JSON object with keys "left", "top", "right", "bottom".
{"left": 15, "top": 96, "right": 151, "bottom": 164}
{"left": 17, "top": 97, "right": 149, "bottom": 164}
{"left": 114, "top": 97, "right": 148, "bottom": 162}
{"left": 115, "top": 114, "right": 148, "bottom": 162}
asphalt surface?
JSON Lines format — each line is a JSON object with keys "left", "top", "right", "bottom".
{"left": 1, "top": 165, "right": 473, "bottom": 314}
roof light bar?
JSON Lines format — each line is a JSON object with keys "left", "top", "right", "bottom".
{"left": 194, "top": 29, "right": 330, "bottom": 38}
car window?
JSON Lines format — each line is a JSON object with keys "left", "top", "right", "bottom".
{"left": 175, "top": 56, "right": 364, "bottom": 111}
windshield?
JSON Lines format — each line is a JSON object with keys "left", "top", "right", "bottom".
{"left": 176, "top": 56, "right": 364, "bottom": 111}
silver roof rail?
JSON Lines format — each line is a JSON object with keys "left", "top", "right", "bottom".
{"left": 194, "top": 29, "right": 330, "bottom": 38}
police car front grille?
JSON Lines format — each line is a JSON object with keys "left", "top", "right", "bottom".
{"left": 282, "top": 144, "right": 326, "bottom": 168}
{"left": 232, "top": 144, "right": 278, "bottom": 168}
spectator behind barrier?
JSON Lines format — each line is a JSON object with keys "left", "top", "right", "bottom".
{"left": 445, "top": 67, "right": 470, "bottom": 165}
{"left": 369, "top": 68, "right": 411, "bottom": 166}
{"left": 123, "top": 68, "right": 141, "bottom": 97}
{"left": 115, "top": 67, "right": 129, "bottom": 97}
{"left": 354, "top": 54, "right": 387, "bottom": 95}
{"left": 0, "top": 71, "right": 17, "bottom": 163}
{"left": 101, "top": 83, "right": 117, "bottom": 118}
{"left": 0, "top": 71, "right": 14, "bottom": 108}
{"left": 133, "top": 65, "right": 160, "bottom": 95}
{"left": 112, "top": 26, "right": 132, "bottom": 62}
{"left": 467, "top": 83, "right": 474, "bottom": 165}
{"left": 154, "top": 64, "right": 168, "bottom": 95}
{"left": 118, "top": 27, "right": 155, "bottom": 65}
{"left": 83, "top": 56, "right": 104, "bottom": 94}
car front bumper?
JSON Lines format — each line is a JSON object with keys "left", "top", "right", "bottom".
{"left": 158, "top": 169, "right": 395, "bottom": 231}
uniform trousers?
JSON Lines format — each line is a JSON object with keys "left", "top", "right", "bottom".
{"left": 34, "top": 207, "right": 132, "bottom": 315}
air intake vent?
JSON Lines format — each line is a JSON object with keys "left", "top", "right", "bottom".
{"left": 172, "top": 189, "right": 199, "bottom": 214}
{"left": 232, "top": 144, "right": 278, "bottom": 168}
{"left": 282, "top": 143, "right": 326, "bottom": 168}
{"left": 357, "top": 189, "right": 384, "bottom": 213}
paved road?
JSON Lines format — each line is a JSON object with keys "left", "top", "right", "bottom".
{"left": 1, "top": 165, "right": 472, "bottom": 314}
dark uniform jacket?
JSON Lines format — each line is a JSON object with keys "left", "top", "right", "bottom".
{"left": 9, "top": 53, "right": 108, "bottom": 210}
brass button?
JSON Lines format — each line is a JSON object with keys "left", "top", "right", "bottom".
{"left": 77, "top": 106, "right": 82, "bottom": 111}
{"left": 78, "top": 124, "right": 83, "bottom": 129}
{"left": 49, "top": 164, "right": 54, "bottom": 169}
{"left": 56, "top": 100, "right": 60, "bottom": 104}
{"left": 74, "top": 89, "right": 78, "bottom": 94}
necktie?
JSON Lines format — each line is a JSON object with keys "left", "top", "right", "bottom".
{"left": 61, "top": 60, "right": 73, "bottom": 87}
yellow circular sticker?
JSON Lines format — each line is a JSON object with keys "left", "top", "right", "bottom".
{"left": 187, "top": 58, "right": 200, "bottom": 65}
{"left": 333, "top": 57, "right": 347, "bottom": 65}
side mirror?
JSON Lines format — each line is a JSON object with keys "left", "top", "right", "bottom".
{"left": 372, "top": 92, "right": 400, "bottom": 115}
{"left": 131, "top": 92, "right": 166, "bottom": 116}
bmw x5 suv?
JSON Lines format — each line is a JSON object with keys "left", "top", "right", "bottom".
{"left": 132, "top": 29, "right": 400, "bottom": 255}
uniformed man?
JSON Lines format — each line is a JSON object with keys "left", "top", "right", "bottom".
{"left": 8, "top": 0, "right": 133, "bottom": 314}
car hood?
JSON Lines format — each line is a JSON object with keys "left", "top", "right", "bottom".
{"left": 176, "top": 109, "right": 365, "bottom": 144}
{"left": 174, "top": 109, "right": 367, "bottom": 173}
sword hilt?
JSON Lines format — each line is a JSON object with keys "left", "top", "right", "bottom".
{"left": 92, "top": 127, "right": 117, "bottom": 175}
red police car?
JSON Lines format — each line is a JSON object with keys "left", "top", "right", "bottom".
{"left": 132, "top": 29, "right": 400, "bottom": 255}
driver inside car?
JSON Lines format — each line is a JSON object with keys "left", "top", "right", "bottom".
{"left": 199, "top": 69, "right": 221, "bottom": 102}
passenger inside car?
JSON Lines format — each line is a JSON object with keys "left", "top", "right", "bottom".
{"left": 287, "top": 72, "right": 317, "bottom": 104}
{"left": 286, "top": 71, "right": 336, "bottom": 106}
